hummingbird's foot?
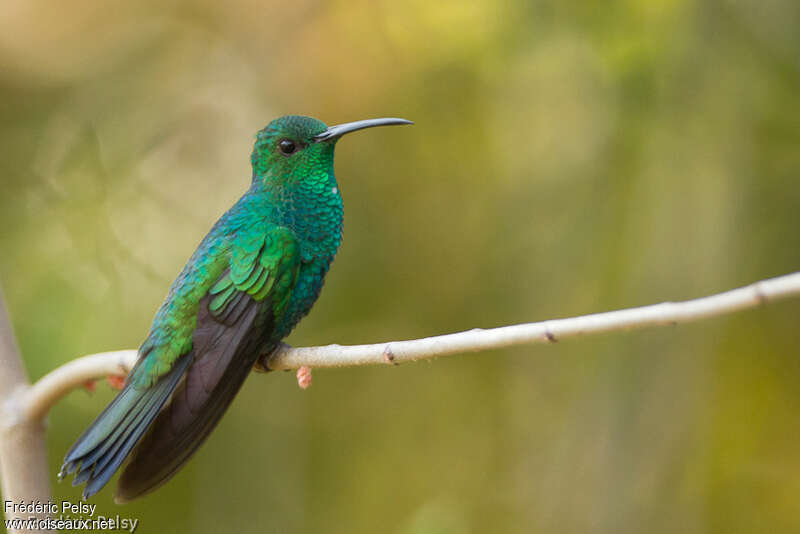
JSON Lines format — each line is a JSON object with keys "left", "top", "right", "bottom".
{"left": 253, "top": 342, "right": 291, "bottom": 373}
{"left": 253, "top": 359, "right": 271, "bottom": 373}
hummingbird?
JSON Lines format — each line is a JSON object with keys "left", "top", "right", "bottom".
{"left": 59, "top": 115, "right": 412, "bottom": 502}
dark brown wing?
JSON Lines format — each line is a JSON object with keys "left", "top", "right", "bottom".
{"left": 114, "top": 293, "right": 275, "bottom": 503}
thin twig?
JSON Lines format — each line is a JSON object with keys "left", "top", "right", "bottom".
{"left": 264, "top": 271, "right": 799, "bottom": 369}
{"left": 14, "top": 271, "right": 800, "bottom": 422}
{"left": 22, "top": 351, "right": 135, "bottom": 422}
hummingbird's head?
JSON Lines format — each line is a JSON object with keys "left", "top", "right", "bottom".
{"left": 250, "top": 115, "right": 412, "bottom": 187}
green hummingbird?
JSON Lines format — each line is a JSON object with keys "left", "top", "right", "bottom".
{"left": 59, "top": 115, "right": 412, "bottom": 502}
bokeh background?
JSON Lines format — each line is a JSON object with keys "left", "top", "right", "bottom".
{"left": 2, "top": 1, "right": 800, "bottom": 532}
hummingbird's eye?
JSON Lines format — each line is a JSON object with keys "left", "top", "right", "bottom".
{"left": 278, "top": 139, "right": 297, "bottom": 155}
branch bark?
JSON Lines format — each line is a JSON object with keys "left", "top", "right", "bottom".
{"left": 0, "top": 289, "right": 50, "bottom": 534}
{"left": 14, "top": 270, "right": 800, "bottom": 423}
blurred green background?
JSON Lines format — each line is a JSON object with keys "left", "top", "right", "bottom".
{"left": 2, "top": 0, "right": 800, "bottom": 532}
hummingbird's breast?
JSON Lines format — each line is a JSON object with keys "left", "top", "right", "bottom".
{"left": 271, "top": 174, "right": 344, "bottom": 340}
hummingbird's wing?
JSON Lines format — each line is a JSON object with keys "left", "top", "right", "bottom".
{"left": 61, "top": 226, "right": 301, "bottom": 501}
{"left": 114, "top": 226, "right": 301, "bottom": 502}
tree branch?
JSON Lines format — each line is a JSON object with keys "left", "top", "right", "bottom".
{"left": 263, "top": 271, "right": 799, "bottom": 369}
{"left": 13, "top": 271, "right": 800, "bottom": 423}
{"left": 22, "top": 351, "right": 135, "bottom": 422}
{"left": 0, "top": 288, "right": 51, "bottom": 533}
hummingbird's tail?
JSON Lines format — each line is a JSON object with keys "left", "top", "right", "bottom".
{"left": 59, "top": 353, "right": 192, "bottom": 500}
{"left": 61, "top": 294, "right": 271, "bottom": 501}
{"left": 113, "top": 297, "right": 271, "bottom": 503}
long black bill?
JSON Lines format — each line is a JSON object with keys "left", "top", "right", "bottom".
{"left": 313, "top": 118, "right": 413, "bottom": 142}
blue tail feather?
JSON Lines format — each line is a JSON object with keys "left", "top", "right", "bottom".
{"left": 60, "top": 354, "right": 192, "bottom": 500}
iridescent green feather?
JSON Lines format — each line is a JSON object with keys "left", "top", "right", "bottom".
{"left": 133, "top": 227, "right": 300, "bottom": 388}
{"left": 209, "top": 285, "right": 236, "bottom": 313}
{"left": 206, "top": 227, "right": 299, "bottom": 319}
